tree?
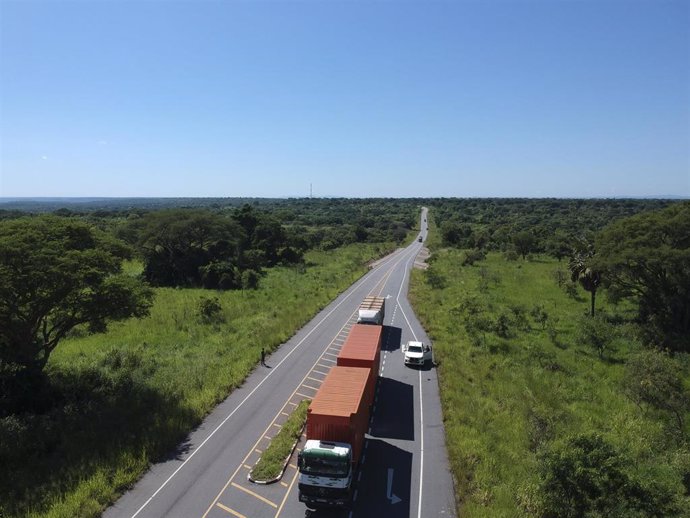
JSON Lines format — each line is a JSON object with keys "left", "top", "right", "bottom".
{"left": 512, "top": 231, "right": 537, "bottom": 259}
{"left": 594, "top": 202, "right": 690, "bottom": 351}
{"left": 136, "top": 209, "right": 243, "bottom": 288}
{"left": 0, "top": 216, "right": 153, "bottom": 374}
{"left": 569, "top": 239, "right": 602, "bottom": 317}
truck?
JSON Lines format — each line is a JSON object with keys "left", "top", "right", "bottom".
{"left": 402, "top": 340, "right": 433, "bottom": 367}
{"left": 356, "top": 296, "right": 385, "bottom": 325}
{"left": 298, "top": 366, "right": 372, "bottom": 508}
{"left": 336, "top": 324, "right": 382, "bottom": 409}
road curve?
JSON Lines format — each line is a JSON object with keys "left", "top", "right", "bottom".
{"left": 104, "top": 207, "right": 455, "bottom": 518}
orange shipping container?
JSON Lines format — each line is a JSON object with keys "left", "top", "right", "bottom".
{"left": 306, "top": 366, "right": 371, "bottom": 467}
{"left": 337, "top": 324, "right": 382, "bottom": 409}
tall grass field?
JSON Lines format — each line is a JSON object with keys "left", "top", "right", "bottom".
{"left": 409, "top": 226, "right": 690, "bottom": 517}
{"left": 1, "top": 242, "right": 396, "bottom": 518}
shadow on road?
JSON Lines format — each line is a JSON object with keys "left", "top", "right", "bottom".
{"left": 370, "top": 377, "right": 414, "bottom": 441}
{"left": 381, "top": 325, "right": 402, "bottom": 352}
{"left": 353, "top": 439, "right": 412, "bottom": 518}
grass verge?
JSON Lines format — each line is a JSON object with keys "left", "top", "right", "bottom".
{"left": 249, "top": 400, "right": 310, "bottom": 482}
{"left": 1, "top": 242, "right": 395, "bottom": 518}
{"left": 409, "top": 245, "right": 690, "bottom": 517}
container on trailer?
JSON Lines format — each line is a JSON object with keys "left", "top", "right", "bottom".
{"left": 357, "top": 296, "right": 385, "bottom": 325}
{"left": 306, "top": 366, "right": 371, "bottom": 468}
{"left": 337, "top": 324, "right": 382, "bottom": 409}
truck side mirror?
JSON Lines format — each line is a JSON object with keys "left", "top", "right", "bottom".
{"left": 297, "top": 451, "right": 303, "bottom": 469}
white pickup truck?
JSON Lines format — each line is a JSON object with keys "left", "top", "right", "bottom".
{"left": 402, "top": 341, "right": 432, "bottom": 367}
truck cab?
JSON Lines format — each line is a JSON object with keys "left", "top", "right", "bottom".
{"left": 402, "top": 341, "right": 432, "bottom": 367}
{"left": 298, "top": 440, "right": 353, "bottom": 508}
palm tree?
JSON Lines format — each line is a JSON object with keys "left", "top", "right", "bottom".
{"left": 569, "top": 239, "right": 602, "bottom": 317}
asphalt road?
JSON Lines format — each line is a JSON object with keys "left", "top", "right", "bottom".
{"left": 104, "top": 207, "right": 456, "bottom": 518}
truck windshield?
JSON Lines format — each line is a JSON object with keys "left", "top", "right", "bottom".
{"left": 301, "top": 455, "right": 350, "bottom": 477}
{"left": 407, "top": 345, "right": 423, "bottom": 353}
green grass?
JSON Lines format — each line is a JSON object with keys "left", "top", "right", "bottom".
{"left": 250, "top": 400, "right": 310, "bottom": 482}
{"left": 409, "top": 224, "right": 690, "bottom": 516}
{"left": 2, "top": 242, "right": 396, "bottom": 518}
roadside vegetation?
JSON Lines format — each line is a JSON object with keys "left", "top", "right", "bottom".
{"left": 410, "top": 202, "right": 690, "bottom": 517}
{"left": 0, "top": 199, "right": 419, "bottom": 518}
{"left": 0, "top": 243, "right": 394, "bottom": 518}
{"left": 250, "top": 399, "right": 310, "bottom": 482}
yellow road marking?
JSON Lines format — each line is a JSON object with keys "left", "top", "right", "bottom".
{"left": 274, "top": 460, "right": 301, "bottom": 517}
{"left": 216, "top": 503, "right": 247, "bottom": 518}
{"left": 231, "top": 482, "right": 278, "bottom": 508}
{"left": 280, "top": 481, "right": 288, "bottom": 487}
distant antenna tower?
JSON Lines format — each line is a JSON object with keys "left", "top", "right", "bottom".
{"left": 310, "top": 183, "right": 313, "bottom": 199}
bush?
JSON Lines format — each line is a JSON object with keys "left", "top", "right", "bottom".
{"left": 197, "top": 297, "right": 224, "bottom": 325}
{"left": 623, "top": 349, "right": 688, "bottom": 434}
{"left": 504, "top": 249, "right": 519, "bottom": 261}
{"left": 536, "top": 433, "right": 681, "bottom": 518}
{"left": 463, "top": 248, "right": 486, "bottom": 266}
{"left": 530, "top": 304, "right": 549, "bottom": 330}
{"left": 424, "top": 268, "right": 447, "bottom": 290}
{"left": 577, "top": 315, "right": 615, "bottom": 359}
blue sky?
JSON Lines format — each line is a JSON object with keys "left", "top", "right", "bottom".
{"left": 1, "top": 0, "right": 688, "bottom": 198}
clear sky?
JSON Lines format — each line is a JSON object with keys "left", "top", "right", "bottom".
{"left": 1, "top": 0, "right": 688, "bottom": 198}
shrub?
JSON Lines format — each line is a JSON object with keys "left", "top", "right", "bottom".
{"left": 463, "top": 248, "right": 486, "bottom": 266}
{"left": 504, "top": 249, "right": 519, "bottom": 261}
{"left": 530, "top": 304, "right": 549, "bottom": 330}
{"left": 576, "top": 315, "right": 614, "bottom": 358}
{"left": 425, "top": 268, "right": 447, "bottom": 290}
{"left": 197, "top": 297, "right": 224, "bottom": 325}
{"left": 623, "top": 349, "right": 688, "bottom": 434}
{"left": 536, "top": 433, "right": 681, "bottom": 518}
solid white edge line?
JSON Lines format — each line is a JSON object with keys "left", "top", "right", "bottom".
{"left": 394, "top": 236, "right": 425, "bottom": 518}
{"left": 129, "top": 248, "right": 407, "bottom": 518}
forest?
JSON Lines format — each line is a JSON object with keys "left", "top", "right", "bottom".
{"left": 0, "top": 197, "right": 688, "bottom": 518}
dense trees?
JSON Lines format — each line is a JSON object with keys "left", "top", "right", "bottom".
{"left": 432, "top": 198, "right": 672, "bottom": 255}
{"left": 0, "top": 216, "right": 153, "bottom": 375}
{"left": 594, "top": 202, "right": 690, "bottom": 351}
{"left": 126, "top": 206, "right": 306, "bottom": 290}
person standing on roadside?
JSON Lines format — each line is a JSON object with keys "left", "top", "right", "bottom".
{"left": 260, "top": 347, "right": 266, "bottom": 367}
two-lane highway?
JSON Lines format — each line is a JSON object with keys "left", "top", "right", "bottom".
{"left": 105, "top": 208, "right": 455, "bottom": 518}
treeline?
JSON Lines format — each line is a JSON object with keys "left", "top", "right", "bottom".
{"left": 430, "top": 199, "right": 689, "bottom": 352}
{"left": 432, "top": 198, "right": 672, "bottom": 258}
{"left": 0, "top": 200, "right": 417, "bottom": 379}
